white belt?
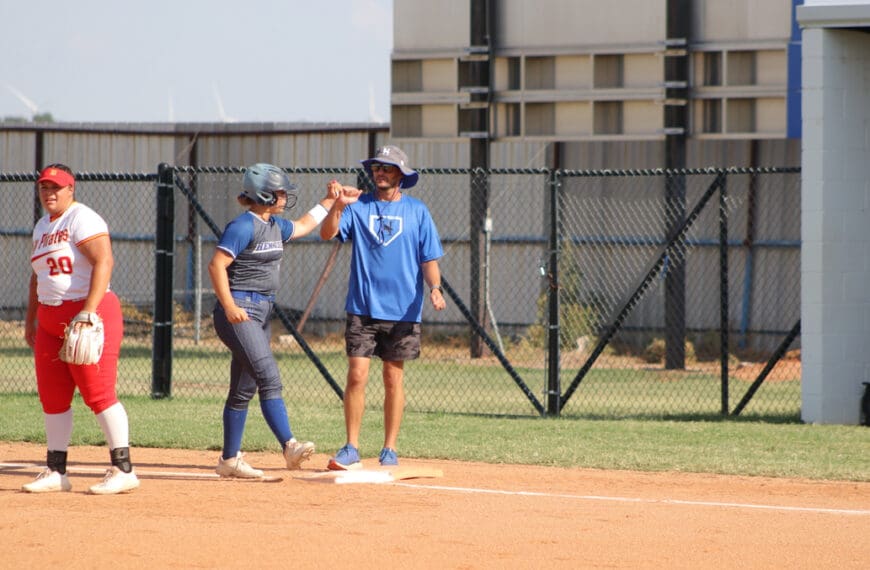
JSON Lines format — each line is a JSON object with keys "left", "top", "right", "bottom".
{"left": 40, "top": 297, "right": 87, "bottom": 307}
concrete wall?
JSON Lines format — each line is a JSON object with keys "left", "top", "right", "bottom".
{"left": 496, "top": 0, "right": 667, "bottom": 50}
{"left": 798, "top": 0, "right": 870, "bottom": 424}
{"left": 395, "top": 0, "right": 793, "bottom": 54}
{"left": 394, "top": 0, "right": 470, "bottom": 52}
{"left": 800, "top": 24, "right": 870, "bottom": 424}
{"left": 694, "top": 0, "right": 793, "bottom": 44}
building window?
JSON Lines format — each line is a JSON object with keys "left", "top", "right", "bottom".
{"left": 525, "top": 56, "right": 555, "bottom": 90}
{"left": 392, "top": 60, "right": 423, "bottom": 92}
{"left": 594, "top": 54, "right": 623, "bottom": 88}
{"left": 594, "top": 101, "right": 623, "bottom": 134}
{"left": 507, "top": 57, "right": 521, "bottom": 90}
{"left": 458, "top": 60, "right": 489, "bottom": 91}
{"left": 459, "top": 107, "right": 487, "bottom": 135}
{"left": 526, "top": 103, "right": 555, "bottom": 135}
{"left": 494, "top": 103, "right": 521, "bottom": 137}
{"left": 391, "top": 105, "right": 422, "bottom": 137}
{"left": 726, "top": 99, "right": 755, "bottom": 132}
{"left": 494, "top": 57, "right": 522, "bottom": 91}
{"left": 727, "top": 51, "right": 756, "bottom": 86}
{"left": 703, "top": 52, "right": 722, "bottom": 86}
{"left": 702, "top": 99, "right": 721, "bottom": 133}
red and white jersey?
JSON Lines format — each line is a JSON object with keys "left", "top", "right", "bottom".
{"left": 31, "top": 202, "right": 110, "bottom": 304}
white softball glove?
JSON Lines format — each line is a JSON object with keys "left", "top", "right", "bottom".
{"left": 59, "top": 311, "right": 104, "bottom": 365}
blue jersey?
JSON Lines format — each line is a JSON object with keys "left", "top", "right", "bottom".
{"left": 216, "top": 211, "right": 295, "bottom": 295}
{"left": 337, "top": 193, "right": 443, "bottom": 322}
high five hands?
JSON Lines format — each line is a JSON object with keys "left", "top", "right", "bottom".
{"left": 327, "top": 180, "right": 361, "bottom": 205}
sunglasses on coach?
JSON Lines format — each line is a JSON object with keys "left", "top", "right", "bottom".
{"left": 370, "top": 163, "right": 398, "bottom": 173}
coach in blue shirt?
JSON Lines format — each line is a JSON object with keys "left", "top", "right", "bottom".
{"left": 320, "top": 145, "right": 446, "bottom": 470}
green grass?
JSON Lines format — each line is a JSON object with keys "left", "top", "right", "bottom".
{"left": 1, "top": 335, "right": 801, "bottom": 419}
{"left": 1, "top": 347, "right": 801, "bottom": 418}
{"left": 1, "top": 337, "right": 853, "bottom": 481}
{"left": 1, "top": 392, "right": 867, "bottom": 482}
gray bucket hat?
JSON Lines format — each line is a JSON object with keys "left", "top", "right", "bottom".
{"left": 361, "top": 145, "right": 419, "bottom": 189}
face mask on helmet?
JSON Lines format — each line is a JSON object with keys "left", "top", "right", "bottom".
{"left": 241, "top": 163, "right": 298, "bottom": 210}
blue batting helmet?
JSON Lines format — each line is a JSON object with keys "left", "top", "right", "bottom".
{"left": 240, "top": 163, "right": 297, "bottom": 208}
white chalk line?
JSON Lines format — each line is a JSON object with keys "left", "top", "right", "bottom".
{"left": 4, "top": 461, "right": 867, "bottom": 516}
{"left": 393, "top": 482, "right": 870, "bottom": 516}
{"left": 1, "top": 461, "right": 223, "bottom": 480}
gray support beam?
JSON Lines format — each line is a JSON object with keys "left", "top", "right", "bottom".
{"left": 664, "top": 0, "right": 690, "bottom": 370}
{"left": 468, "top": 0, "right": 492, "bottom": 357}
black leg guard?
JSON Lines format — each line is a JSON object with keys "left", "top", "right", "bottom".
{"left": 110, "top": 447, "right": 133, "bottom": 474}
{"left": 47, "top": 450, "right": 68, "bottom": 474}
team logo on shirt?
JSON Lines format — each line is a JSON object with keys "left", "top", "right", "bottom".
{"left": 253, "top": 240, "right": 282, "bottom": 253}
{"left": 368, "top": 215, "right": 402, "bottom": 246}
{"left": 35, "top": 228, "right": 70, "bottom": 250}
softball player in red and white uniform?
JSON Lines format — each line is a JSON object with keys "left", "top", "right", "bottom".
{"left": 22, "top": 164, "right": 139, "bottom": 495}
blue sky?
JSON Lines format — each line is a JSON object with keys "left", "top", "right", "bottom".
{"left": 0, "top": 0, "right": 392, "bottom": 123}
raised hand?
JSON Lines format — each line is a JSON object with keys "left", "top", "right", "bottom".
{"left": 326, "top": 179, "right": 343, "bottom": 200}
{"left": 337, "top": 185, "right": 362, "bottom": 205}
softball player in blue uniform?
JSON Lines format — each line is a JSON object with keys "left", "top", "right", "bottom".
{"left": 209, "top": 163, "right": 336, "bottom": 478}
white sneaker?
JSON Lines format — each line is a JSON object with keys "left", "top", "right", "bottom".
{"left": 89, "top": 467, "right": 140, "bottom": 495}
{"left": 22, "top": 468, "right": 71, "bottom": 493}
{"left": 216, "top": 452, "right": 264, "bottom": 478}
{"left": 283, "top": 439, "right": 315, "bottom": 470}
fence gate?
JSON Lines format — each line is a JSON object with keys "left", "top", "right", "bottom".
{"left": 551, "top": 168, "right": 801, "bottom": 419}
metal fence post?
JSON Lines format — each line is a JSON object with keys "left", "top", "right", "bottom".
{"left": 32, "top": 132, "right": 44, "bottom": 226}
{"left": 664, "top": 0, "right": 690, "bottom": 370}
{"left": 469, "top": 167, "right": 491, "bottom": 358}
{"left": 468, "top": 0, "right": 492, "bottom": 358}
{"left": 546, "top": 168, "right": 562, "bottom": 416}
{"left": 718, "top": 172, "right": 729, "bottom": 414}
{"left": 152, "top": 163, "right": 174, "bottom": 398}
{"left": 664, "top": 169, "right": 687, "bottom": 369}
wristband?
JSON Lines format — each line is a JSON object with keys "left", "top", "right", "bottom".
{"left": 430, "top": 285, "right": 443, "bottom": 293}
{"left": 308, "top": 203, "right": 329, "bottom": 224}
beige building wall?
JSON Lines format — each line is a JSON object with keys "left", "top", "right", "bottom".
{"left": 394, "top": 1, "right": 470, "bottom": 51}
{"left": 496, "top": 0, "right": 667, "bottom": 48}
{"left": 390, "top": 0, "right": 794, "bottom": 145}
{"left": 695, "top": 0, "right": 792, "bottom": 43}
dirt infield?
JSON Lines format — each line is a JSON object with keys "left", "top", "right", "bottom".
{"left": 1, "top": 441, "right": 868, "bottom": 569}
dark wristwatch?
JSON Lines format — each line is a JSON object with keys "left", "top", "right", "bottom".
{"left": 430, "top": 284, "right": 443, "bottom": 293}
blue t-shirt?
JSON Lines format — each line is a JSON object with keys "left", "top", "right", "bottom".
{"left": 216, "top": 211, "right": 295, "bottom": 295}
{"left": 337, "top": 193, "right": 443, "bottom": 322}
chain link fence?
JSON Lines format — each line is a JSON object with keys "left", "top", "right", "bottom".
{"left": 0, "top": 166, "right": 801, "bottom": 420}
{"left": 552, "top": 168, "right": 801, "bottom": 419}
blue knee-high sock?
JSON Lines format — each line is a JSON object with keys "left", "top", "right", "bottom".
{"left": 259, "top": 398, "right": 293, "bottom": 446}
{"left": 222, "top": 406, "right": 248, "bottom": 460}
